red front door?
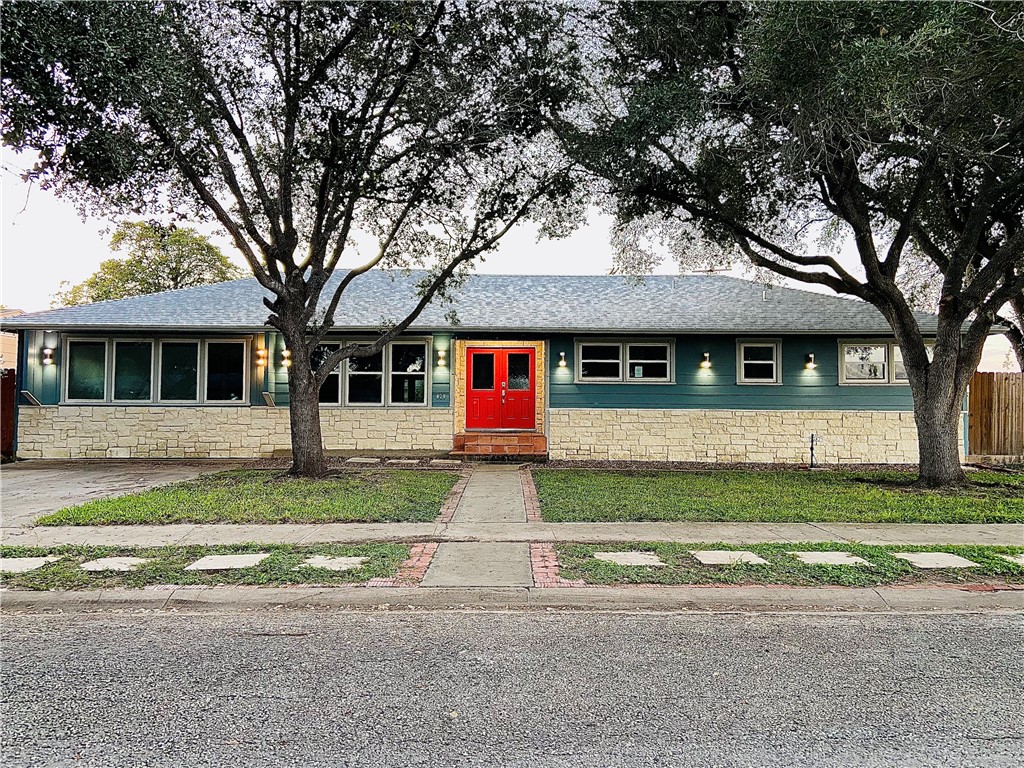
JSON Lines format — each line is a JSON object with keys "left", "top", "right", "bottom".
{"left": 466, "top": 347, "right": 536, "bottom": 430}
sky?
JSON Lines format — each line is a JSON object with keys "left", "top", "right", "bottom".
{"left": 1, "top": 146, "right": 1017, "bottom": 372}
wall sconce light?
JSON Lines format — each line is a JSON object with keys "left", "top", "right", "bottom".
{"left": 805, "top": 353, "right": 817, "bottom": 370}
{"left": 558, "top": 351, "right": 567, "bottom": 368}
{"left": 42, "top": 348, "right": 54, "bottom": 366}
{"left": 255, "top": 349, "right": 268, "bottom": 367}
{"left": 436, "top": 349, "right": 447, "bottom": 368}
{"left": 699, "top": 352, "right": 712, "bottom": 369}
{"left": 281, "top": 349, "right": 292, "bottom": 368}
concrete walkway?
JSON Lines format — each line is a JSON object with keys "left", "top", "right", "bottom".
{"left": 4, "top": 521, "right": 1021, "bottom": 548}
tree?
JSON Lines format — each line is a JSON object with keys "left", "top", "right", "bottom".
{"left": 53, "top": 220, "right": 243, "bottom": 306}
{"left": 2, "top": 1, "right": 577, "bottom": 475}
{"left": 558, "top": 1, "right": 1024, "bottom": 487}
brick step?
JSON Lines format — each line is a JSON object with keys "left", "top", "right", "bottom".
{"left": 451, "top": 432, "right": 547, "bottom": 458}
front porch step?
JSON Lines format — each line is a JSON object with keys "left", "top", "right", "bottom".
{"left": 450, "top": 432, "right": 548, "bottom": 459}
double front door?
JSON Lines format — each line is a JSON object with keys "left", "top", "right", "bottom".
{"left": 465, "top": 347, "right": 536, "bottom": 430}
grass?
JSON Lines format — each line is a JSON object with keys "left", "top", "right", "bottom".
{"left": 556, "top": 542, "right": 1024, "bottom": 587}
{"left": 533, "top": 468, "right": 1024, "bottom": 524}
{"left": 0, "top": 542, "right": 409, "bottom": 590}
{"left": 37, "top": 469, "right": 460, "bottom": 526}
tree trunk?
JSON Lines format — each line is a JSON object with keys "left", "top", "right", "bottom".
{"left": 285, "top": 338, "right": 327, "bottom": 477}
{"left": 914, "top": 402, "right": 967, "bottom": 488}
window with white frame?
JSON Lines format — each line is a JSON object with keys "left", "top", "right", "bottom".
{"left": 205, "top": 341, "right": 247, "bottom": 401}
{"left": 841, "top": 343, "right": 888, "bottom": 383}
{"left": 159, "top": 341, "right": 200, "bottom": 401}
{"left": 345, "top": 347, "right": 385, "bottom": 405}
{"left": 65, "top": 340, "right": 107, "bottom": 401}
{"left": 626, "top": 343, "right": 671, "bottom": 382}
{"left": 892, "top": 344, "right": 934, "bottom": 382}
{"left": 313, "top": 344, "right": 342, "bottom": 404}
{"left": 113, "top": 340, "right": 152, "bottom": 401}
{"left": 737, "top": 341, "right": 781, "bottom": 384}
{"left": 389, "top": 342, "right": 427, "bottom": 404}
{"left": 578, "top": 343, "right": 622, "bottom": 381}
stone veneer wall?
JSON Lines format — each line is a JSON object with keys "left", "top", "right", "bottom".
{"left": 547, "top": 408, "right": 959, "bottom": 464}
{"left": 16, "top": 406, "right": 454, "bottom": 459}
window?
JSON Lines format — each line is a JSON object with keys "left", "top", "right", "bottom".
{"left": 113, "top": 341, "right": 152, "bottom": 401}
{"left": 892, "top": 344, "right": 934, "bottom": 382}
{"left": 627, "top": 343, "right": 670, "bottom": 382}
{"left": 578, "top": 343, "right": 622, "bottom": 381}
{"left": 345, "top": 347, "right": 384, "bottom": 405}
{"left": 313, "top": 344, "right": 342, "bottom": 404}
{"left": 159, "top": 342, "right": 199, "bottom": 401}
{"left": 390, "top": 342, "right": 427, "bottom": 404}
{"left": 66, "top": 340, "right": 107, "bottom": 401}
{"left": 842, "top": 344, "right": 888, "bottom": 383}
{"left": 507, "top": 352, "right": 531, "bottom": 390}
{"left": 471, "top": 353, "right": 495, "bottom": 390}
{"left": 205, "top": 342, "right": 246, "bottom": 401}
{"left": 738, "top": 342, "right": 780, "bottom": 384}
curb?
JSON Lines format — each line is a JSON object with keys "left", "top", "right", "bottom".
{"left": 3, "top": 584, "right": 1022, "bottom": 615}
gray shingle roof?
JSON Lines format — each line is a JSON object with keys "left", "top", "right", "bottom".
{"left": 1, "top": 270, "right": 937, "bottom": 335}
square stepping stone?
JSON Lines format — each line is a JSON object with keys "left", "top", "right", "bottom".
{"left": 345, "top": 457, "right": 380, "bottom": 464}
{"left": 386, "top": 459, "right": 420, "bottom": 465}
{"left": 0, "top": 556, "right": 62, "bottom": 574}
{"left": 690, "top": 550, "right": 769, "bottom": 566}
{"left": 892, "top": 552, "right": 979, "bottom": 569}
{"left": 593, "top": 551, "right": 666, "bottom": 567}
{"left": 80, "top": 557, "right": 152, "bottom": 572}
{"left": 788, "top": 551, "right": 871, "bottom": 567}
{"left": 430, "top": 459, "right": 461, "bottom": 466}
{"left": 999, "top": 554, "right": 1024, "bottom": 567}
{"left": 297, "top": 555, "right": 368, "bottom": 572}
{"left": 184, "top": 553, "right": 270, "bottom": 571}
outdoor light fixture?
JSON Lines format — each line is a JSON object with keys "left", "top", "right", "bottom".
{"left": 558, "top": 351, "right": 567, "bottom": 368}
{"left": 436, "top": 349, "right": 447, "bottom": 368}
{"left": 281, "top": 349, "right": 292, "bottom": 368}
{"left": 805, "top": 353, "right": 818, "bottom": 370}
{"left": 699, "top": 352, "right": 712, "bottom": 369}
{"left": 255, "top": 349, "right": 268, "bottom": 367}
{"left": 41, "top": 348, "right": 54, "bottom": 366}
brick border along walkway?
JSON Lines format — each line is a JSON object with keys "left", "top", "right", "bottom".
{"left": 435, "top": 468, "right": 474, "bottom": 524}
{"left": 366, "top": 543, "right": 439, "bottom": 587}
{"left": 520, "top": 466, "right": 542, "bottom": 523}
{"left": 530, "top": 544, "right": 585, "bottom": 588}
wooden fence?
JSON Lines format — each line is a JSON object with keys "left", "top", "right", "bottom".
{"left": 968, "top": 372, "right": 1024, "bottom": 458}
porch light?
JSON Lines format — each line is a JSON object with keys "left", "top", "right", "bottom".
{"left": 281, "top": 349, "right": 292, "bottom": 368}
{"left": 699, "top": 352, "right": 712, "bottom": 369}
{"left": 558, "top": 351, "right": 567, "bottom": 368}
{"left": 255, "top": 349, "right": 268, "bottom": 367}
{"left": 436, "top": 349, "right": 447, "bottom": 368}
{"left": 805, "top": 353, "right": 817, "bottom": 370}
{"left": 42, "top": 348, "right": 54, "bottom": 366}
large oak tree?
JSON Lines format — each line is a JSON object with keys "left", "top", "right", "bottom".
{"left": 558, "top": 1, "right": 1024, "bottom": 486}
{"left": 2, "top": 0, "right": 577, "bottom": 475}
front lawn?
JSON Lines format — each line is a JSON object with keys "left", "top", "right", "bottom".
{"left": 533, "top": 468, "right": 1024, "bottom": 524}
{"left": 37, "top": 469, "right": 459, "bottom": 526}
{"left": 556, "top": 542, "right": 1024, "bottom": 587}
{"left": 0, "top": 542, "right": 409, "bottom": 590}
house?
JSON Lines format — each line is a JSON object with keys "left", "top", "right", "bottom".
{"left": 2, "top": 271, "right": 954, "bottom": 463}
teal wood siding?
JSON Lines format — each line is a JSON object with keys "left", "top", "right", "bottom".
{"left": 431, "top": 333, "right": 451, "bottom": 407}
{"left": 547, "top": 334, "right": 918, "bottom": 411}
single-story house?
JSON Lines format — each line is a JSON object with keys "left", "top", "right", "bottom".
{"left": 3, "top": 271, "right": 957, "bottom": 463}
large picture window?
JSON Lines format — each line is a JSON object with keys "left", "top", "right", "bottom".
{"left": 576, "top": 340, "right": 674, "bottom": 383}
{"left": 205, "top": 341, "right": 246, "bottom": 401}
{"left": 345, "top": 348, "right": 384, "bottom": 405}
{"left": 66, "top": 340, "right": 107, "bottom": 401}
{"left": 159, "top": 341, "right": 199, "bottom": 401}
{"left": 390, "top": 342, "right": 427, "bottom": 405}
{"left": 737, "top": 342, "right": 781, "bottom": 384}
{"left": 113, "top": 341, "right": 152, "bottom": 401}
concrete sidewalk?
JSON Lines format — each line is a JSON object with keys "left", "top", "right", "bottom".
{"left": 4, "top": 521, "right": 1021, "bottom": 547}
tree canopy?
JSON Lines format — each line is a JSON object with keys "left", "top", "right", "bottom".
{"left": 53, "top": 221, "right": 242, "bottom": 306}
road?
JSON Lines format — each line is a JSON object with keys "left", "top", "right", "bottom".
{"left": 2, "top": 610, "right": 1022, "bottom": 767}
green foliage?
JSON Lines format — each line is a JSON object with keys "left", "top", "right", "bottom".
{"left": 556, "top": 541, "right": 1024, "bottom": 587}
{"left": 0, "top": 542, "right": 409, "bottom": 590}
{"left": 52, "top": 220, "right": 242, "bottom": 306}
{"left": 37, "top": 469, "right": 460, "bottom": 525}
{"left": 532, "top": 468, "right": 1024, "bottom": 524}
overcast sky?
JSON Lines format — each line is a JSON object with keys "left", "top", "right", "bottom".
{"left": 1, "top": 146, "right": 1016, "bottom": 371}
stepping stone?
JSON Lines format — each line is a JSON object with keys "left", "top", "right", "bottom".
{"left": 345, "top": 457, "right": 380, "bottom": 464}
{"left": 594, "top": 551, "right": 666, "bottom": 567}
{"left": 386, "top": 459, "right": 420, "bottom": 465}
{"left": 788, "top": 551, "right": 871, "bottom": 567}
{"left": 691, "top": 550, "right": 769, "bottom": 566}
{"left": 80, "top": 557, "right": 151, "bottom": 572}
{"left": 892, "top": 552, "right": 979, "bottom": 569}
{"left": 430, "top": 459, "right": 461, "bottom": 465}
{"left": 999, "top": 554, "right": 1024, "bottom": 566}
{"left": 0, "top": 556, "right": 62, "bottom": 574}
{"left": 184, "top": 553, "right": 271, "bottom": 571}
{"left": 297, "top": 555, "right": 368, "bottom": 572}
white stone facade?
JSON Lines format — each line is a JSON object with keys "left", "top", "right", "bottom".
{"left": 16, "top": 406, "right": 454, "bottom": 459}
{"left": 546, "top": 408, "right": 956, "bottom": 464}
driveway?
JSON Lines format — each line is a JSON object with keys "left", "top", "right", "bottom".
{"left": 0, "top": 461, "right": 239, "bottom": 529}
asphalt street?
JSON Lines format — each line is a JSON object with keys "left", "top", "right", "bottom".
{"left": 2, "top": 610, "right": 1021, "bottom": 767}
